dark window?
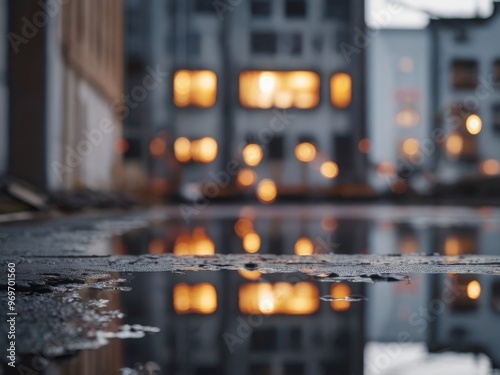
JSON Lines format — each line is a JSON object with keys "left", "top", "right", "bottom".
{"left": 279, "top": 33, "right": 302, "bottom": 55}
{"left": 268, "top": 136, "right": 284, "bottom": 160}
{"left": 334, "top": 134, "right": 354, "bottom": 180}
{"left": 187, "top": 32, "right": 201, "bottom": 58}
{"left": 288, "top": 327, "right": 302, "bottom": 350}
{"left": 492, "top": 281, "right": 500, "bottom": 314}
{"left": 251, "top": 0, "right": 271, "bottom": 16}
{"left": 335, "top": 27, "right": 350, "bottom": 52}
{"left": 194, "top": 0, "right": 214, "bottom": 13}
{"left": 454, "top": 28, "right": 468, "bottom": 43}
{"left": 195, "top": 368, "right": 220, "bottom": 375}
{"left": 249, "top": 364, "right": 273, "bottom": 375}
{"left": 124, "top": 138, "right": 141, "bottom": 159}
{"left": 246, "top": 133, "right": 259, "bottom": 144}
{"left": 283, "top": 363, "right": 304, "bottom": 375}
{"left": 251, "top": 329, "right": 277, "bottom": 351}
{"left": 325, "top": 0, "right": 350, "bottom": 20}
{"left": 285, "top": 0, "right": 306, "bottom": 18}
{"left": 451, "top": 60, "right": 478, "bottom": 89}
{"left": 493, "top": 59, "right": 500, "bottom": 83}
{"left": 494, "top": 104, "right": 500, "bottom": 132}
{"left": 251, "top": 32, "right": 277, "bottom": 54}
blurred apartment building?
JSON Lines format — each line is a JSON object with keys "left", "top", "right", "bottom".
{"left": 368, "top": 3, "right": 500, "bottom": 195}
{"left": 123, "top": 0, "right": 367, "bottom": 199}
{"left": 430, "top": 2, "right": 500, "bottom": 185}
{"left": 4, "top": 0, "right": 123, "bottom": 192}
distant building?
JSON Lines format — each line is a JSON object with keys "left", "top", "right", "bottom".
{"left": 428, "top": 273, "right": 500, "bottom": 369}
{"left": 124, "top": 0, "right": 367, "bottom": 199}
{"left": 6, "top": 0, "right": 124, "bottom": 191}
{"left": 431, "top": 3, "right": 500, "bottom": 184}
{"left": 367, "top": 28, "right": 432, "bottom": 194}
{"left": 122, "top": 0, "right": 175, "bottom": 194}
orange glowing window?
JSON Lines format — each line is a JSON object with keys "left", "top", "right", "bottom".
{"left": 174, "top": 283, "right": 217, "bottom": 314}
{"left": 174, "top": 70, "right": 217, "bottom": 108}
{"left": 239, "top": 71, "right": 320, "bottom": 109}
{"left": 173, "top": 227, "right": 215, "bottom": 255}
{"left": 330, "top": 72, "right": 352, "bottom": 108}
{"left": 239, "top": 282, "right": 319, "bottom": 315}
{"left": 330, "top": 283, "right": 351, "bottom": 312}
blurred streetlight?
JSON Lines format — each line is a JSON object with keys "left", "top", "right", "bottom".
{"left": 242, "top": 144, "right": 263, "bottom": 166}
{"left": 466, "top": 114, "right": 482, "bottom": 135}
{"left": 320, "top": 161, "right": 339, "bottom": 179}
{"left": 295, "top": 142, "right": 317, "bottom": 162}
{"left": 294, "top": 237, "right": 314, "bottom": 255}
{"left": 401, "top": 138, "right": 420, "bottom": 157}
{"left": 242, "top": 231, "right": 261, "bottom": 253}
{"left": 237, "top": 168, "right": 257, "bottom": 188}
{"left": 256, "top": 179, "right": 277, "bottom": 203}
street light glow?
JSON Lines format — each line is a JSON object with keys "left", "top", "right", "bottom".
{"left": 466, "top": 114, "right": 482, "bottom": 135}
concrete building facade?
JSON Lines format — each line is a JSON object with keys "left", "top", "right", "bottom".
{"left": 6, "top": 0, "right": 124, "bottom": 192}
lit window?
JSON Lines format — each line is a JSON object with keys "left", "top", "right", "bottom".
{"left": 174, "top": 283, "right": 217, "bottom": 314}
{"left": 401, "top": 138, "right": 420, "bottom": 158}
{"left": 239, "top": 282, "right": 319, "bottom": 315}
{"left": 174, "top": 70, "right": 217, "bottom": 108}
{"left": 239, "top": 71, "right": 320, "bottom": 109}
{"left": 395, "top": 107, "right": 420, "bottom": 127}
{"left": 173, "top": 227, "right": 215, "bottom": 255}
{"left": 443, "top": 232, "right": 476, "bottom": 255}
{"left": 174, "top": 137, "right": 191, "bottom": 163}
{"left": 480, "top": 159, "right": 500, "bottom": 176}
{"left": 190, "top": 137, "right": 218, "bottom": 163}
{"left": 451, "top": 275, "right": 480, "bottom": 311}
{"left": 451, "top": 60, "right": 478, "bottom": 89}
{"left": 330, "top": 72, "right": 351, "bottom": 108}
{"left": 446, "top": 132, "right": 463, "bottom": 158}
{"left": 399, "top": 57, "right": 414, "bottom": 73}
{"left": 330, "top": 283, "right": 351, "bottom": 312}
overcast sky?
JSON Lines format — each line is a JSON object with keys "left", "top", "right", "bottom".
{"left": 366, "top": 0, "right": 496, "bottom": 28}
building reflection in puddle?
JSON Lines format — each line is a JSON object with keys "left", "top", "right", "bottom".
{"left": 68, "top": 208, "right": 500, "bottom": 374}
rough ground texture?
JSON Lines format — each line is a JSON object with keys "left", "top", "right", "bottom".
{"left": 1, "top": 206, "right": 500, "bottom": 361}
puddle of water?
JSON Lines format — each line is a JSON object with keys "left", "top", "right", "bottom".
{"left": 41, "top": 270, "right": 499, "bottom": 375}
{"left": 4, "top": 205, "right": 500, "bottom": 374}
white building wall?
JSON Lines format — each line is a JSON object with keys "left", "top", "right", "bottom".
{"left": 368, "top": 29, "right": 431, "bottom": 193}
{"left": 45, "top": 1, "right": 121, "bottom": 191}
